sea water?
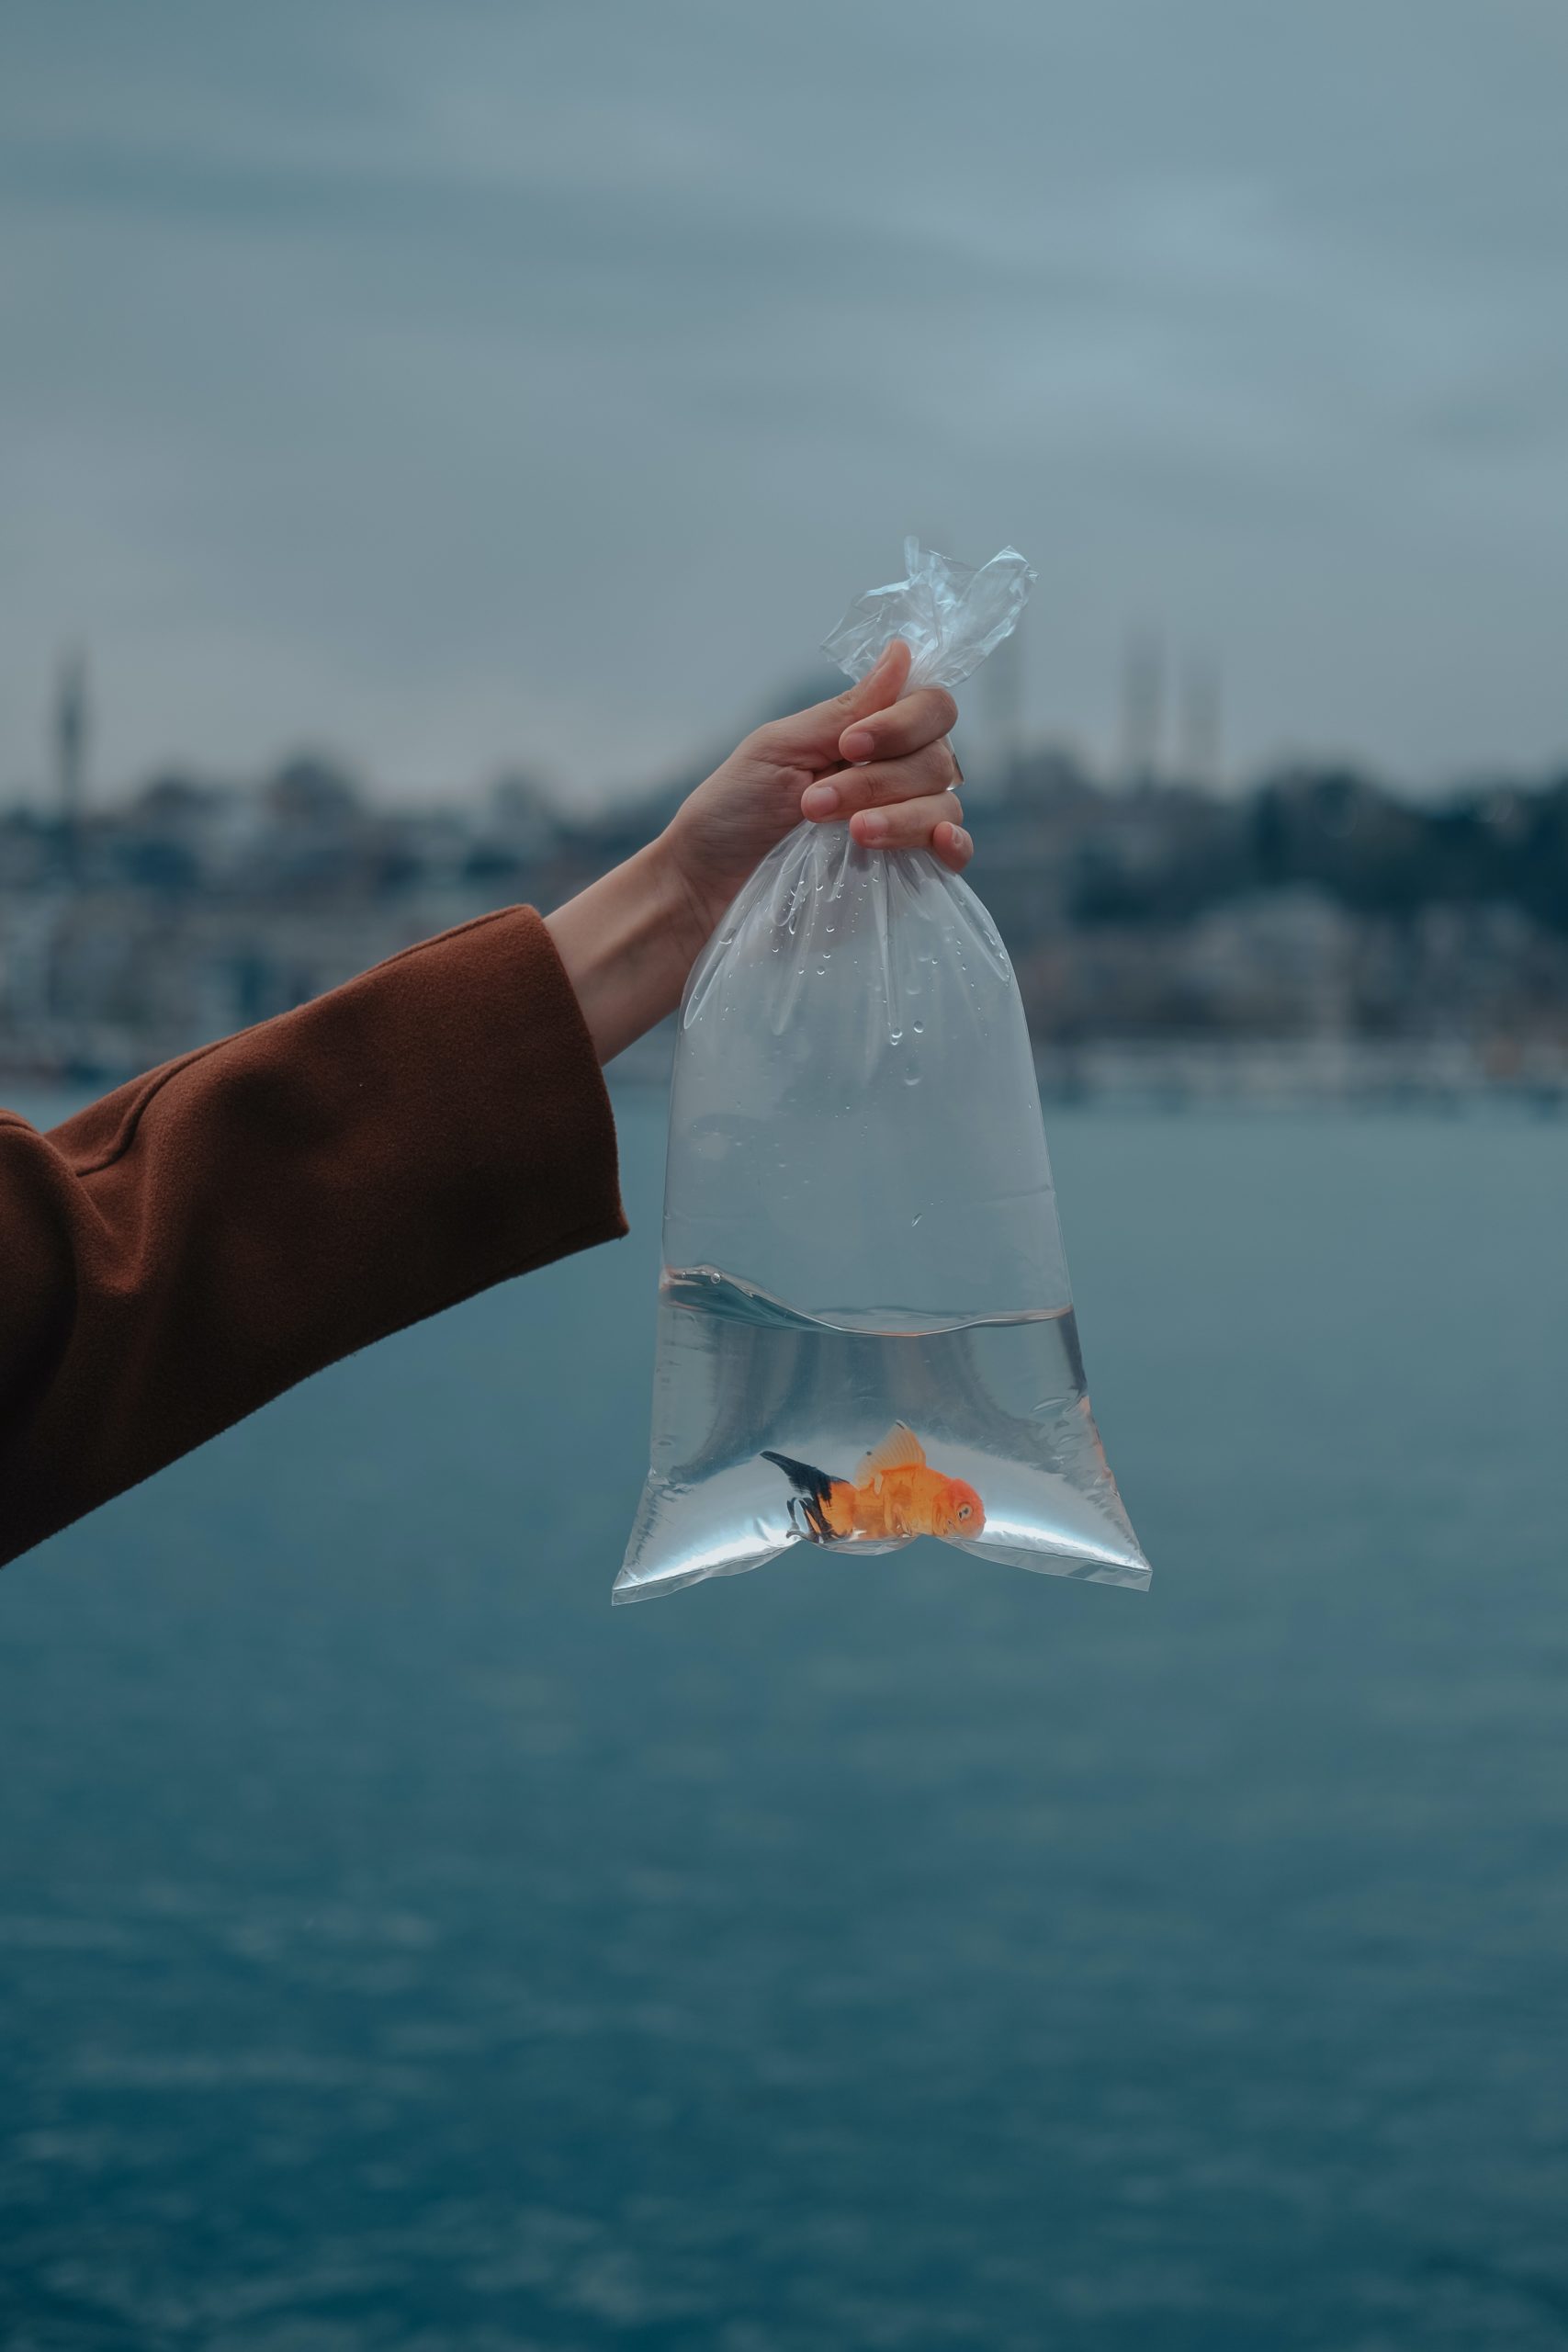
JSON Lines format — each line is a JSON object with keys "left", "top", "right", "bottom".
{"left": 615, "top": 1268, "right": 1150, "bottom": 1601}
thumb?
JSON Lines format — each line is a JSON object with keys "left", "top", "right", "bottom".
{"left": 763, "top": 637, "right": 912, "bottom": 766}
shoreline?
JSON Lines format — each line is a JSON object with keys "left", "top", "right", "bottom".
{"left": 5, "top": 1024, "right": 1563, "bottom": 1114}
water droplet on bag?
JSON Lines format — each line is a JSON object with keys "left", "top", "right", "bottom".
{"left": 903, "top": 1057, "right": 921, "bottom": 1087}
{"left": 912, "top": 1020, "right": 924, "bottom": 1035}
{"left": 889, "top": 1026, "right": 903, "bottom": 1045}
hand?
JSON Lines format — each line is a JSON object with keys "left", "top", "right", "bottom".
{"left": 547, "top": 640, "right": 966, "bottom": 1064}
{"left": 660, "top": 639, "right": 967, "bottom": 945}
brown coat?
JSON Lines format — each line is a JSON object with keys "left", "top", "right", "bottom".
{"left": 0, "top": 907, "right": 626, "bottom": 1570}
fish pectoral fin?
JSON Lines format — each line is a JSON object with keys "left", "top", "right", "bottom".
{"left": 855, "top": 1421, "right": 927, "bottom": 1481}
{"left": 786, "top": 1495, "right": 829, "bottom": 1544}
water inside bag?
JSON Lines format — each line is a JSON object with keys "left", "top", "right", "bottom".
{"left": 615, "top": 1268, "right": 1148, "bottom": 1602}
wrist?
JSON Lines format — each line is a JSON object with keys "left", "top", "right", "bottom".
{"left": 654, "top": 820, "right": 732, "bottom": 967}
{"left": 546, "top": 835, "right": 711, "bottom": 1066}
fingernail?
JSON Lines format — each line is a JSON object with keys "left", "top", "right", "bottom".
{"left": 840, "top": 728, "right": 875, "bottom": 762}
{"left": 859, "top": 811, "right": 887, "bottom": 842}
{"left": 953, "top": 826, "right": 972, "bottom": 856}
{"left": 803, "top": 782, "right": 840, "bottom": 818}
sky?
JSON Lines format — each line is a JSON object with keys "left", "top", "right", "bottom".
{"left": 2, "top": 0, "right": 1565, "bottom": 807}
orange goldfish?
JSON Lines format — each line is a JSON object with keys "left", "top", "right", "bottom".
{"left": 762, "top": 1422, "right": 985, "bottom": 1544}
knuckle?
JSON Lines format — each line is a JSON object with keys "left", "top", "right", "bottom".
{"left": 867, "top": 759, "right": 916, "bottom": 805}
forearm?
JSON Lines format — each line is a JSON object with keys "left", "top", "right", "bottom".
{"left": 545, "top": 837, "right": 712, "bottom": 1064}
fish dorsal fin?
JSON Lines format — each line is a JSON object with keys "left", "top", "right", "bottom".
{"left": 857, "top": 1422, "right": 927, "bottom": 1481}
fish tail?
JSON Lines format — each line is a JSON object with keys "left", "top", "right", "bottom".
{"left": 761, "top": 1450, "right": 840, "bottom": 1544}
{"left": 761, "top": 1449, "right": 833, "bottom": 1504}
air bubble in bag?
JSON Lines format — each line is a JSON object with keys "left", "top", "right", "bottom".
{"left": 615, "top": 540, "right": 1149, "bottom": 1603}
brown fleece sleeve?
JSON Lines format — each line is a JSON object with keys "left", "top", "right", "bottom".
{"left": 0, "top": 905, "right": 626, "bottom": 1569}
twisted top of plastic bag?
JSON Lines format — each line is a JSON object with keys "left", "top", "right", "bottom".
{"left": 822, "top": 536, "right": 1036, "bottom": 692}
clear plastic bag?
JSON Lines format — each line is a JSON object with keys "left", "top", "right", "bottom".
{"left": 615, "top": 539, "right": 1149, "bottom": 1604}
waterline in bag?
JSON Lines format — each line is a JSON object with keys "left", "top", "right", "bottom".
{"left": 614, "top": 1270, "right": 1148, "bottom": 1604}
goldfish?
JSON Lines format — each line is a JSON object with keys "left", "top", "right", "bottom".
{"left": 762, "top": 1422, "right": 986, "bottom": 1544}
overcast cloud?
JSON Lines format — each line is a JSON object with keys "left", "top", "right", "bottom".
{"left": 2, "top": 0, "right": 1565, "bottom": 804}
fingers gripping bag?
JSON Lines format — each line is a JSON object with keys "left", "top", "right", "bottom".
{"left": 615, "top": 539, "right": 1150, "bottom": 1604}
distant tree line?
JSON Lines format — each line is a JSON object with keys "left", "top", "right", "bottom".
{"left": 1062, "top": 767, "right": 1568, "bottom": 934}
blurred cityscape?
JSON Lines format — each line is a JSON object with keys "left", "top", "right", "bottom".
{"left": 3, "top": 654, "right": 1566, "bottom": 1104}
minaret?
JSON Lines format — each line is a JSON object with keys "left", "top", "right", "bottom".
{"left": 55, "top": 647, "right": 89, "bottom": 867}
{"left": 1179, "top": 656, "right": 1223, "bottom": 791}
{"left": 1119, "top": 628, "right": 1165, "bottom": 787}
{"left": 981, "top": 623, "right": 1025, "bottom": 797}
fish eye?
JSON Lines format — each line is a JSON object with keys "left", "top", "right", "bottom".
{"left": 957, "top": 1504, "right": 971, "bottom": 1521}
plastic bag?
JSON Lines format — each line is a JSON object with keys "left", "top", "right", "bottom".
{"left": 615, "top": 538, "right": 1149, "bottom": 1604}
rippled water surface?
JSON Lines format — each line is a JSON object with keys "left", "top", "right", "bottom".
{"left": 3, "top": 1096, "right": 1566, "bottom": 2350}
